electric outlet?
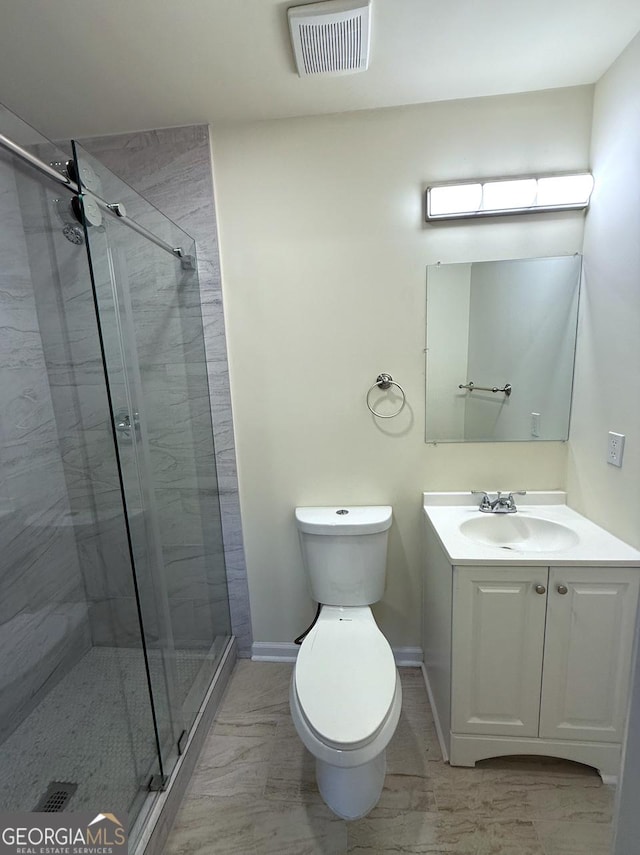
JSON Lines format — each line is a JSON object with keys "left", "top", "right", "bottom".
{"left": 531, "top": 412, "right": 540, "bottom": 437}
{"left": 608, "top": 431, "right": 625, "bottom": 467}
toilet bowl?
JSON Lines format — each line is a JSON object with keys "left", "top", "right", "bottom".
{"left": 290, "top": 506, "right": 401, "bottom": 819}
{"left": 291, "top": 605, "right": 402, "bottom": 819}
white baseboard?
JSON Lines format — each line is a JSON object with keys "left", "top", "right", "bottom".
{"left": 251, "top": 641, "right": 423, "bottom": 667}
{"left": 394, "top": 647, "right": 424, "bottom": 667}
{"left": 251, "top": 642, "right": 299, "bottom": 663}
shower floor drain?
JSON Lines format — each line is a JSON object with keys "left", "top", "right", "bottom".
{"left": 34, "top": 782, "right": 78, "bottom": 812}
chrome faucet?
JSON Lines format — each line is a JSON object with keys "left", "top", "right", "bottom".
{"left": 471, "top": 490, "right": 527, "bottom": 514}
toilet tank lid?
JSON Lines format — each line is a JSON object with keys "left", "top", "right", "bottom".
{"left": 295, "top": 505, "right": 392, "bottom": 535}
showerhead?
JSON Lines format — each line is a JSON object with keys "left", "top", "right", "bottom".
{"left": 62, "top": 222, "right": 84, "bottom": 245}
{"left": 53, "top": 196, "right": 85, "bottom": 244}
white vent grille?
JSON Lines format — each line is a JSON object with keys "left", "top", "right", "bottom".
{"left": 288, "top": 0, "right": 371, "bottom": 77}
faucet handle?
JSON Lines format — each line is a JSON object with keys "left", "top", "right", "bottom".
{"left": 471, "top": 490, "right": 492, "bottom": 511}
{"left": 501, "top": 490, "right": 526, "bottom": 511}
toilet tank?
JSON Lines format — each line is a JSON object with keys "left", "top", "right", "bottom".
{"left": 295, "top": 506, "right": 392, "bottom": 606}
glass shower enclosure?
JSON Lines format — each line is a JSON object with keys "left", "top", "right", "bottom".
{"left": 0, "top": 105, "right": 231, "bottom": 839}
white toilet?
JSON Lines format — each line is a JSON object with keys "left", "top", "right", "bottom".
{"left": 290, "top": 505, "right": 402, "bottom": 820}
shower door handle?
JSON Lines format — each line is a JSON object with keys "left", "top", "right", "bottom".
{"left": 115, "top": 409, "right": 140, "bottom": 439}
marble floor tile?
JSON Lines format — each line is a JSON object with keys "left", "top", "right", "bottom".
{"left": 473, "top": 817, "right": 546, "bottom": 855}
{"left": 432, "top": 777, "right": 614, "bottom": 823}
{"left": 398, "top": 669, "right": 439, "bottom": 724}
{"left": 216, "top": 660, "right": 292, "bottom": 725}
{"left": 196, "top": 727, "right": 276, "bottom": 769}
{"left": 386, "top": 714, "right": 442, "bottom": 777}
{"left": 164, "top": 794, "right": 259, "bottom": 855}
{"left": 348, "top": 813, "right": 547, "bottom": 855}
{"left": 534, "top": 820, "right": 613, "bottom": 855}
{"left": 347, "top": 809, "right": 479, "bottom": 854}
{"left": 213, "top": 720, "right": 278, "bottom": 739}
{"left": 524, "top": 782, "right": 613, "bottom": 823}
{"left": 165, "top": 662, "right": 616, "bottom": 855}
{"left": 253, "top": 802, "right": 347, "bottom": 855}
{"left": 264, "top": 718, "right": 321, "bottom": 805}
{"left": 370, "top": 773, "right": 436, "bottom": 815}
{"left": 188, "top": 754, "right": 270, "bottom": 799}
{"left": 187, "top": 720, "right": 274, "bottom": 799}
{"left": 263, "top": 773, "right": 323, "bottom": 807}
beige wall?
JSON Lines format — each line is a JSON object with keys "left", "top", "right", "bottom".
{"left": 567, "top": 34, "right": 640, "bottom": 550}
{"left": 572, "top": 33, "right": 640, "bottom": 854}
{"left": 211, "top": 86, "right": 593, "bottom": 648}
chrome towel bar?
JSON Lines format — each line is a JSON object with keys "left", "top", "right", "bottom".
{"left": 458, "top": 381, "right": 512, "bottom": 397}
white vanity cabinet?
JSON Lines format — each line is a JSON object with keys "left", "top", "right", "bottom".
{"left": 422, "top": 493, "right": 640, "bottom": 783}
{"left": 451, "top": 565, "right": 549, "bottom": 739}
{"left": 452, "top": 566, "right": 639, "bottom": 752}
{"left": 539, "top": 567, "right": 639, "bottom": 744}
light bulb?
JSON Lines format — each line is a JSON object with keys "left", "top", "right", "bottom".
{"left": 536, "top": 174, "right": 594, "bottom": 207}
{"left": 482, "top": 179, "right": 537, "bottom": 211}
{"left": 429, "top": 183, "right": 482, "bottom": 217}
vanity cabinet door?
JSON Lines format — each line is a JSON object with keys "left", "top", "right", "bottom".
{"left": 539, "top": 567, "right": 640, "bottom": 743}
{"left": 452, "top": 566, "right": 549, "bottom": 737}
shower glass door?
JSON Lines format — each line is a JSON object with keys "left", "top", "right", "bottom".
{"left": 72, "top": 142, "right": 231, "bottom": 777}
{"left": 0, "top": 100, "right": 230, "bottom": 829}
{"left": 0, "top": 105, "right": 162, "bottom": 825}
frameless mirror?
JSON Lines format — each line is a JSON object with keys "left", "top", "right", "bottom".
{"left": 425, "top": 255, "right": 581, "bottom": 442}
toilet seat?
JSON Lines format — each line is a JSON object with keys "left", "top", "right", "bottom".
{"left": 295, "top": 606, "right": 397, "bottom": 750}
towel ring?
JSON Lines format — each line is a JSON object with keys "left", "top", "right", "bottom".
{"left": 366, "top": 373, "right": 406, "bottom": 419}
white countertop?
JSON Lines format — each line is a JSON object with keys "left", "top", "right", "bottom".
{"left": 423, "top": 491, "right": 640, "bottom": 566}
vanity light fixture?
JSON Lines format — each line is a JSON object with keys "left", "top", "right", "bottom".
{"left": 425, "top": 173, "right": 594, "bottom": 222}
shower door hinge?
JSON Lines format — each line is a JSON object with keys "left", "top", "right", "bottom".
{"left": 148, "top": 774, "right": 169, "bottom": 792}
{"left": 177, "top": 729, "right": 188, "bottom": 755}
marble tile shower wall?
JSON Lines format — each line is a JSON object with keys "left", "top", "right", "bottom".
{"left": 12, "top": 147, "right": 154, "bottom": 657}
{"left": 81, "top": 186, "right": 225, "bottom": 653}
{"left": 82, "top": 127, "right": 252, "bottom": 655}
{"left": 0, "top": 155, "right": 91, "bottom": 744}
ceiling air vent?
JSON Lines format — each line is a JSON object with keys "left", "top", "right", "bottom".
{"left": 288, "top": 0, "right": 372, "bottom": 78}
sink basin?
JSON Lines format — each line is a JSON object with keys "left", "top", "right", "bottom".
{"left": 424, "top": 491, "right": 640, "bottom": 565}
{"left": 459, "top": 514, "right": 580, "bottom": 553}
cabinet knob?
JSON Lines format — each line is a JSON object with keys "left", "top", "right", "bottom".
{"left": 557, "top": 584, "right": 568, "bottom": 595}
{"left": 534, "top": 584, "right": 546, "bottom": 595}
